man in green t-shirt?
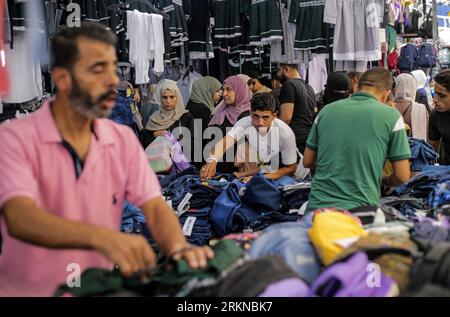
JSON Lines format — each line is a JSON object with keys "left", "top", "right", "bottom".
{"left": 303, "top": 68, "right": 411, "bottom": 212}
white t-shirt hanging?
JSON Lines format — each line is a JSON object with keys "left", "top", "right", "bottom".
{"left": 3, "top": 32, "right": 43, "bottom": 103}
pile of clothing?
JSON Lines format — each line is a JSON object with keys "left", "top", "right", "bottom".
{"left": 408, "top": 138, "right": 438, "bottom": 172}
{"left": 210, "top": 175, "right": 301, "bottom": 237}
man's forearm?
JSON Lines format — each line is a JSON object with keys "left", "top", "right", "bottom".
{"left": 382, "top": 173, "right": 404, "bottom": 187}
{"left": 3, "top": 197, "right": 106, "bottom": 249}
{"left": 266, "top": 164, "right": 297, "bottom": 180}
{"left": 210, "top": 135, "right": 236, "bottom": 161}
{"left": 142, "top": 198, "right": 188, "bottom": 255}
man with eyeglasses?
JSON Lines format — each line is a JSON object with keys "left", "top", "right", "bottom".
{"left": 200, "top": 93, "right": 298, "bottom": 181}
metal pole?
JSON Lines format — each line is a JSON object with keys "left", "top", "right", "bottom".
{"left": 432, "top": 0, "right": 438, "bottom": 41}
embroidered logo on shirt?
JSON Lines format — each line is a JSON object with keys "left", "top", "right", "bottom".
{"left": 113, "top": 194, "right": 117, "bottom": 205}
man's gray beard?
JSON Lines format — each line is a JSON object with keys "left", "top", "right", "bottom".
{"left": 71, "top": 97, "right": 112, "bottom": 119}
{"left": 69, "top": 80, "right": 113, "bottom": 119}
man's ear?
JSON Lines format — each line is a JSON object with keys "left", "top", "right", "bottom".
{"left": 381, "top": 90, "right": 392, "bottom": 104}
{"left": 51, "top": 67, "right": 72, "bottom": 93}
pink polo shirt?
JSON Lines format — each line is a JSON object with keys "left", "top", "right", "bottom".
{"left": 0, "top": 101, "right": 162, "bottom": 296}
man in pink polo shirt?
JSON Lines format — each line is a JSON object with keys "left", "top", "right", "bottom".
{"left": 0, "top": 22, "right": 213, "bottom": 296}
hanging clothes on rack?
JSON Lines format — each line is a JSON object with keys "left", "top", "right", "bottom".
{"left": 187, "top": 0, "right": 213, "bottom": 60}
{"left": 158, "top": 0, "right": 188, "bottom": 46}
{"left": 270, "top": 0, "right": 303, "bottom": 64}
{"left": 324, "top": 0, "right": 383, "bottom": 72}
{"left": 290, "top": 0, "right": 330, "bottom": 53}
{"left": 248, "top": 0, "right": 283, "bottom": 45}
{"left": 213, "top": 0, "right": 242, "bottom": 39}
{"left": 127, "top": 9, "right": 165, "bottom": 83}
{"left": 2, "top": 31, "right": 43, "bottom": 103}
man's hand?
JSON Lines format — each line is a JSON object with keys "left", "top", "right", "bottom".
{"left": 92, "top": 229, "right": 156, "bottom": 277}
{"left": 153, "top": 130, "right": 168, "bottom": 137}
{"left": 200, "top": 162, "right": 217, "bottom": 180}
{"left": 170, "top": 244, "right": 215, "bottom": 269}
{"left": 241, "top": 176, "right": 253, "bottom": 183}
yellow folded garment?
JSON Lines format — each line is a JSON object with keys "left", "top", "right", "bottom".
{"left": 308, "top": 210, "right": 367, "bottom": 266}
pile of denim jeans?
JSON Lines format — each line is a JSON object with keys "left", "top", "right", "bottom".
{"left": 408, "top": 138, "right": 438, "bottom": 172}
{"left": 380, "top": 169, "right": 450, "bottom": 242}
{"left": 162, "top": 174, "right": 231, "bottom": 212}
{"left": 178, "top": 208, "right": 214, "bottom": 246}
{"left": 211, "top": 175, "right": 299, "bottom": 237}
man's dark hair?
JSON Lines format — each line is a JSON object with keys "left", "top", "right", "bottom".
{"left": 358, "top": 67, "right": 393, "bottom": 92}
{"left": 347, "top": 71, "right": 363, "bottom": 81}
{"left": 247, "top": 70, "right": 261, "bottom": 80}
{"left": 51, "top": 22, "right": 117, "bottom": 70}
{"left": 271, "top": 69, "right": 281, "bottom": 82}
{"left": 435, "top": 70, "right": 450, "bottom": 91}
{"left": 280, "top": 63, "right": 299, "bottom": 70}
{"left": 251, "top": 93, "right": 276, "bottom": 112}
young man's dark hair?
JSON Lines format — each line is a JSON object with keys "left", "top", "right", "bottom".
{"left": 251, "top": 92, "right": 276, "bottom": 112}
{"left": 347, "top": 71, "right": 363, "bottom": 94}
{"left": 358, "top": 67, "right": 393, "bottom": 92}
{"left": 271, "top": 69, "right": 282, "bottom": 83}
{"left": 247, "top": 70, "right": 261, "bottom": 80}
{"left": 434, "top": 70, "right": 450, "bottom": 91}
{"left": 51, "top": 22, "right": 117, "bottom": 70}
{"left": 279, "top": 63, "right": 298, "bottom": 70}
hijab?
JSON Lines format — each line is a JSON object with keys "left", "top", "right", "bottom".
{"left": 189, "top": 76, "right": 222, "bottom": 112}
{"left": 395, "top": 73, "right": 417, "bottom": 102}
{"left": 145, "top": 80, "right": 186, "bottom": 131}
{"left": 209, "top": 75, "right": 252, "bottom": 126}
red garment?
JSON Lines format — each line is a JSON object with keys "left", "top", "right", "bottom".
{"left": 0, "top": 0, "right": 9, "bottom": 95}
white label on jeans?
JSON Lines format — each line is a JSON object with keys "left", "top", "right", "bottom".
{"left": 182, "top": 216, "right": 196, "bottom": 236}
{"left": 177, "top": 192, "right": 192, "bottom": 215}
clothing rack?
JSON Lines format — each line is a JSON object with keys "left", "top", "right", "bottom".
{"left": 107, "top": 0, "right": 169, "bottom": 20}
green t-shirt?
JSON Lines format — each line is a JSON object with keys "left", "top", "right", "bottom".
{"left": 306, "top": 93, "right": 411, "bottom": 212}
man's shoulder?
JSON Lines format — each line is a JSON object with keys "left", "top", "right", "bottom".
{"left": 273, "top": 118, "right": 294, "bottom": 132}
{"left": 430, "top": 109, "right": 450, "bottom": 121}
{"left": 0, "top": 113, "right": 39, "bottom": 143}
{"left": 96, "top": 118, "right": 138, "bottom": 144}
{"left": 234, "top": 115, "right": 252, "bottom": 127}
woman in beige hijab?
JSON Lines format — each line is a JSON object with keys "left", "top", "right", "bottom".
{"left": 394, "top": 73, "right": 428, "bottom": 140}
{"left": 141, "top": 80, "right": 194, "bottom": 148}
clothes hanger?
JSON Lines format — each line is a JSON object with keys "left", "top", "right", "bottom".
{"left": 108, "top": 0, "right": 169, "bottom": 20}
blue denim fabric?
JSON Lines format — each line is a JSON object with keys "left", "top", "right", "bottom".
{"left": 242, "top": 174, "right": 283, "bottom": 212}
{"left": 422, "top": 165, "right": 450, "bottom": 174}
{"left": 110, "top": 90, "right": 136, "bottom": 130}
{"left": 393, "top": 170, "right": 444, "bottom": 197}
{"left": 121, "top": 201, "right": 147, "bottom": 233}
{"left": 179, "top": 208, "right": 214, "bottom": 246}
{"left": 429, "top": 179, "right": 450, "bottom": 218}
{"left": 275, "top": 176, "right": 299, "bottom": 187}
{"left": 163, "top": 175, "right": 230, "bottom": 211}
{"left": 158, "top": 166, "right": 198, "bottom": 188}
{"left": 211, "top": 180, "right": 258, "bottom": 237}
{"left": 248, "top": 212, "right": 321, "bottom": 284}
{"left": 409, "top": 138, "right": 438, "bottom": 172}
{"left": 283, "top": 190, "right": 310, "bottom": 210}
{"left": 211, "top": 179, "right": 300, "bottom": 237}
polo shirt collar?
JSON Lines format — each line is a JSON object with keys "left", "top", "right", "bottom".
{"left": 35, "top": 100, "right": 115, "bottom": 146}
{"left": 351, "top": 92, "right": 378, "bottom": 101}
